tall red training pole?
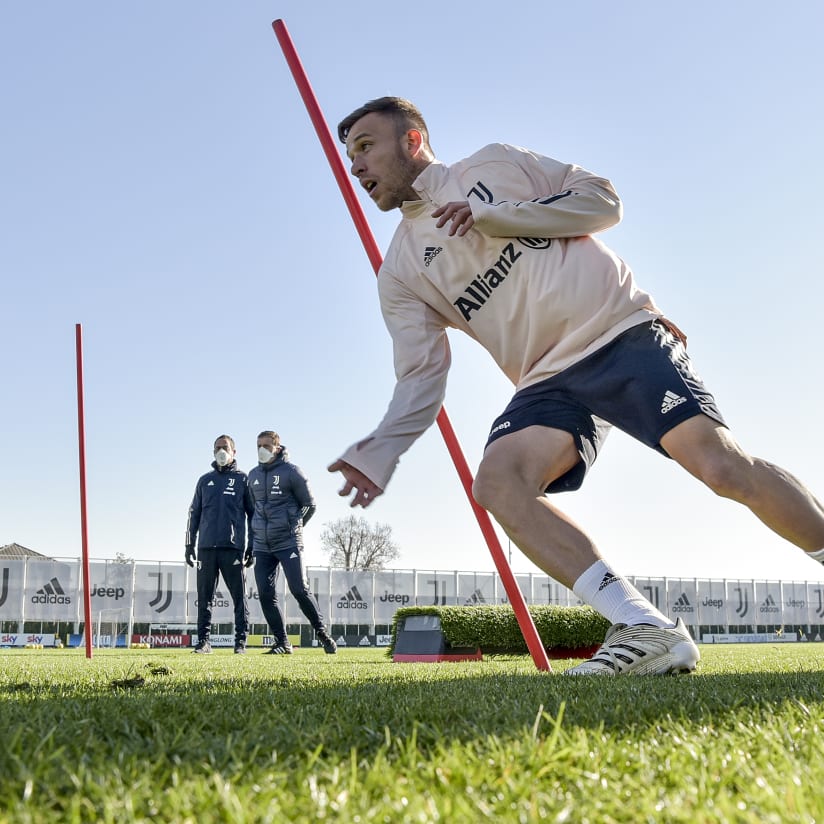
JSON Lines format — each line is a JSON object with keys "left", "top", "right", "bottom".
{"left": 272, "top": 19, "right": 551, "bottom": 671}
{"left": 75, "top": 324, "right": 93, "bottom": 659}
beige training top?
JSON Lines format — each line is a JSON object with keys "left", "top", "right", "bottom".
{"left": 339, "top": 143, "right": 661, "bottom": 490}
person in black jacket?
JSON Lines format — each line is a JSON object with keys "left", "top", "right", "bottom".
{"left": 247, "top": 430, "right": 336, "bottom": 655}
{"left": 185, "top": 434, "right": 254, "bottom": 654}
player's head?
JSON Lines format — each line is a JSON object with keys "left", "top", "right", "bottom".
{"left": 338, "top": 97, "right": 430, "bottom": 146}
{"left": 339, "top": 97, "right": 434, "bottom": 211}
{"left": 257, "top": 430, "right": 280, "bottom": 448}
{"left": 214, "top": 434, "right": 235, "bottom": 452}
{"left": 213, "top": 434, "right": 236, "bottom": 468}
{"left": 256, "top": 430, "right": 281, "bottom": 464}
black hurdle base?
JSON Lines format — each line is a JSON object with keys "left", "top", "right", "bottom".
{"left": 392, "top": 614, "right": 482, "bottom": 663}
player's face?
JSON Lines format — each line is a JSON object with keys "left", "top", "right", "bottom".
{"left": 213, "top": 437, "right": 234, "bottom": 456}
{"left": 346, "top": 112, "right": 421, "bottom": 212}
{"left": 257, "top": 435, "right": 278, "bottom": 453}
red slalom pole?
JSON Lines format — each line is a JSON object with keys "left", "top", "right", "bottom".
{"left": 272, "top": 19, "right": 551, "bottom": 671}
{"left": 75, "top": 324, "right": 93, "bottom": 659}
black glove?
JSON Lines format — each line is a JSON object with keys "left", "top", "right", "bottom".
{"left": 185, "top": 546, "right": 196, "bottom": 567}
{"left": 243, "top": 547, "right": 254, "bottom": 568}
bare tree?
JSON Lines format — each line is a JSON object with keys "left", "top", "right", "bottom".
{"left": 319, "top": 515, "right": 400, "bottom": 570}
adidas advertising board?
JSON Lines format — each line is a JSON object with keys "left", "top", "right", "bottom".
{"left": 458, "top": 573, "right": 495, "bottom": 606}
{"left": 25, "top": 558, "right": 79, "bottom": 620}
{"left": 330, "top": 573, "right": 373, "bottom": 622}
{"left": 664, "top": 579, "right": 700, "bottom": 620}
{"left": 755, "top": 581, "right": 784, "bottom": 619}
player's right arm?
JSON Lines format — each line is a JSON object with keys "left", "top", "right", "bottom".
{"left": 331, "top": 268, "right": 451, "bottom": 504}
{"left": 185, "top": 479, "right": 202, "bottom": 565}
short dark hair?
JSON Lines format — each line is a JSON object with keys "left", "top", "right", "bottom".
{"left": 337, "top": 97, "right": 430, "bottom": 146}
{"left": 214, "top": 434, "right": 235, "bottom": 451}
{"left": 257, "top": 430, "right": 280, "bottom": 446}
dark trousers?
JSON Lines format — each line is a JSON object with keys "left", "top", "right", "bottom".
{"left": 196, "top": 548, "right": 249, "bottom": 644}
{"left": 253, "top": 549, "right": 326, "bottom": 645}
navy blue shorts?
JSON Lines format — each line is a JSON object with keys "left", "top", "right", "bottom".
{"left": 485, "top": 320, "right": 726, "bottom": 493}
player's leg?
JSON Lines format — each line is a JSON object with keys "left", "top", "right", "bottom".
{"left": 474, "top": 424, "right": 672, "bottom": 624}
{"left": 472, "top": 424, "right": 596, "bottom": 588}
{"left": 252, "top": 552, "right": 291, "bottom": 653}
{"left": 474, "top": 423, "right": 698, "bottom": 675}
{"left": 280, "top": 550, "right": 337, "bottom": 653}
{"left": 661, "top": 416, "right": 824, "bottom": 554}
{"left": 218, "top": 550, "right": 250, "bottom": 653}
{"left": 588, "top": 319, "right": 824, "bottom": 560}
{"left": 194, "top": 549, "right": 220, "bottom": 653}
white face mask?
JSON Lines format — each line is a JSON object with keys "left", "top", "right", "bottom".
{"left": 258, "top": 446, "right": 275, "bottom": 463}
{"left": 214, "top": 449, "right": 231, "bottom": 467}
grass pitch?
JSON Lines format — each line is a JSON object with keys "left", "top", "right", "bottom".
{"left": 1, "top": 644, "right": 824, "bottom": 823}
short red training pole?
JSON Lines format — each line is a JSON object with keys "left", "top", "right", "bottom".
{"left": 272, "top": 19, "right": 551, "bottom": 671}
{"left": 75, "top": 323, "right": 93, "bottom": 659}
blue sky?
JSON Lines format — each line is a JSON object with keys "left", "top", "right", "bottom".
{"left": 2, "top": 1, "right": 823, "bottom": 582}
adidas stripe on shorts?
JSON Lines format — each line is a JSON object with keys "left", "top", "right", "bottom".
{"left": 485, "top": 319, "right": 726, "bottom": 493}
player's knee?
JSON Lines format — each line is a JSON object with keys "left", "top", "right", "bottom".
{"left": 472, "top": 465, "right": 497, "bottom": 512}
{"left": 473, "top": 460, "right": 516, "bottom": 514}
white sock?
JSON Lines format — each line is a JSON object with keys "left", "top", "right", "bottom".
{"left": 573, "top": 559, "right": 672, "bottom": 627}
{"left": 809, "top": 548, "right": 824, "bottom": 563}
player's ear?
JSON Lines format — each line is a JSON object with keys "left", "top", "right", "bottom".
{"left": 406, "top": 128, "right": 424, "bottom": 157}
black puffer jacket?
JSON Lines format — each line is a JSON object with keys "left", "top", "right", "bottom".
{"left": 246, "top": 447, "right": 316, "bottom": 553}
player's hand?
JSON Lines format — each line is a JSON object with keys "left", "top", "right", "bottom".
{"left": 243, "top": 547, "right": 254, "bottom": 568}
{"left": 432, "top": 201, "right": 475, "bottom": 237}
{"left": 327, "top": 459, "right": 384, "bottom": 508}
{"left": 660, "top": 316, "right": 688, "bottom": 348}
{"left": 185, "top": 547, "right": 196, "bottom": 567}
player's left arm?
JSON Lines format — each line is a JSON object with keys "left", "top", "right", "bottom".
{"left": 292, "top": 466, "right": 316, "bottom": 525}
{"left": 434, "top": 148, "right": 621, "bottom": 239}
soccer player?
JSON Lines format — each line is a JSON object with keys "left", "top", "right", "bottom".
{"left": 327, "top": 97, "right": 824, "bottom": 675}
{"left": 247, "top": 431, "right": 337, "bottom": 655}
{"left": 185, "top": 435, "right": 254, "bottom": 654}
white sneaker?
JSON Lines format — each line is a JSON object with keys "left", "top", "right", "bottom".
{"left": 564, "top": 617, "right": 699, "bottom": 676}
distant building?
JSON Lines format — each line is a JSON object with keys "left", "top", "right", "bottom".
{"left": 0, "top": 543, "right": 48, "bottom": 559}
